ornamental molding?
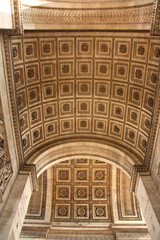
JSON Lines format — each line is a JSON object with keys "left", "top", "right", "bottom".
{"left": 151, "top": 0, "right": 160, "bottom": 35}
{"left": 12, "top": 0, "right": 23, "bottom": 35}
{"left": 130, "top": 165, "right": 148, "bottom": 192}
{"left": 144, "top": 63, "right": 160, "bottom": 170}
{"left": 3, "top": 33, "right": 24, "bottom": 167}
{"left": 20, "top": 164, "right": 38, "bottom": 191}
{"left": 23, "top": 4, "right": 153, "bottom": 29}
{"left": 27, "top": 142, "right": 134, "bottom": 177}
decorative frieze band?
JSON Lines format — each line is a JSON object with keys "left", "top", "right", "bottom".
{"left": 29, "top": 143, "right": 134, "bottom": 177}
{"left": 3, "top": 33, "right": 24, "bottom": 167}
{"left": 12, "top": 0, "right": 23, "bottom": 34}
{"left": 23, "top": 4, "right": 153, "bottom": 30}
{"left": 151, "top": 0, "right": 160, "bottom": 35}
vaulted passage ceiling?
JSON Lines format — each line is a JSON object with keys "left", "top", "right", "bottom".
{"left": 27, "top": 159, "right": 141, "bottom": 223}
{"left": 11, "top": 31, "right": 160, "bottom": 164}
{"left": 21, "top": 159, "right": 143, "bottom": 238}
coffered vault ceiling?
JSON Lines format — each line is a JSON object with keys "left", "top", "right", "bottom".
{"left": 11, "top": 31, "right": 160, "bottom": 165}
{"left": 27, "top": 159, "right": 141, "bottom": 223}
{"left": 20, "top": 159, "right": 143, "bottom": 239}
{"left": 1, "top": 1, "right": 159, "bottom": 239}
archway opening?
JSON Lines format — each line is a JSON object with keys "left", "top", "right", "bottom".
{"left": 20, "top": 158, "right": 149, "bottom": 239}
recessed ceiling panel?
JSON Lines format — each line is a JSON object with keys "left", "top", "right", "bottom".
{"left": 11, "top": 31, "right": 160, "bottom": 164}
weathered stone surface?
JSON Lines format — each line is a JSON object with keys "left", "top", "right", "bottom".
{"left": 136, "top": 176, "right": 160, "bottom": 240}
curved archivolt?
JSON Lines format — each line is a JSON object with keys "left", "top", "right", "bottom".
{"left": 27, "top": 141, "right": 135, "bottom": 177}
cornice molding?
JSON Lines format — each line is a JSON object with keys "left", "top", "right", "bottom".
{"left": 20, "top": 164, "right": 38, "bottom": 191}
{"left": 144, "top": 65, "right": 160, "bottom": 171}
{"left": 3, "top": 33, "right": 24, "bottom": 168}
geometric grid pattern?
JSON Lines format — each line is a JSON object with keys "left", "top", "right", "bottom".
{"left": 11, "top": 33, "right": 160, "bottom": 163}
{"left": 52, "top": 159, "right": 111, "bottom": 223}
{"left": 24, "top": 160, "right": 142, "bottom": 225}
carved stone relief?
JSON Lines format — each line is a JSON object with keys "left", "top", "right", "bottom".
{"left": 22, "top": 3, "right": 153, "bottom": 30}
{"left": 0, "top": 99, "right": 12, "bottom": 201}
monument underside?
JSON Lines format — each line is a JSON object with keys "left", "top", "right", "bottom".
{"left": 0, "top": 0, "right": 160, "bottom": 239}
{"left": 21, "top": 159, "right": 144, "bottom": 239}
{"left": 11, "top": 31, "right": 160, "bottom": 166}
{"left": 11, "top": 29, "right": 159, "bottom": 239}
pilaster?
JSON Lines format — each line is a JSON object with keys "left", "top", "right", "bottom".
{"left": 0, "top": 174, "right": 32, "bottom": 240}
{"left": 136, "top": 175, "right": 160, "bottom": 240}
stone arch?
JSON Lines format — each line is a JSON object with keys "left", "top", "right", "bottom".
{"left": 27, "top": 141, "right": 135, "bottom": 178}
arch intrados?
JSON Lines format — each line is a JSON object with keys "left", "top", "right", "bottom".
{"left": 27, "top": 142, "right": 134, "bottom": 178}
{"left": 37, "top": 155, "right": 132, "bottom": 178}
